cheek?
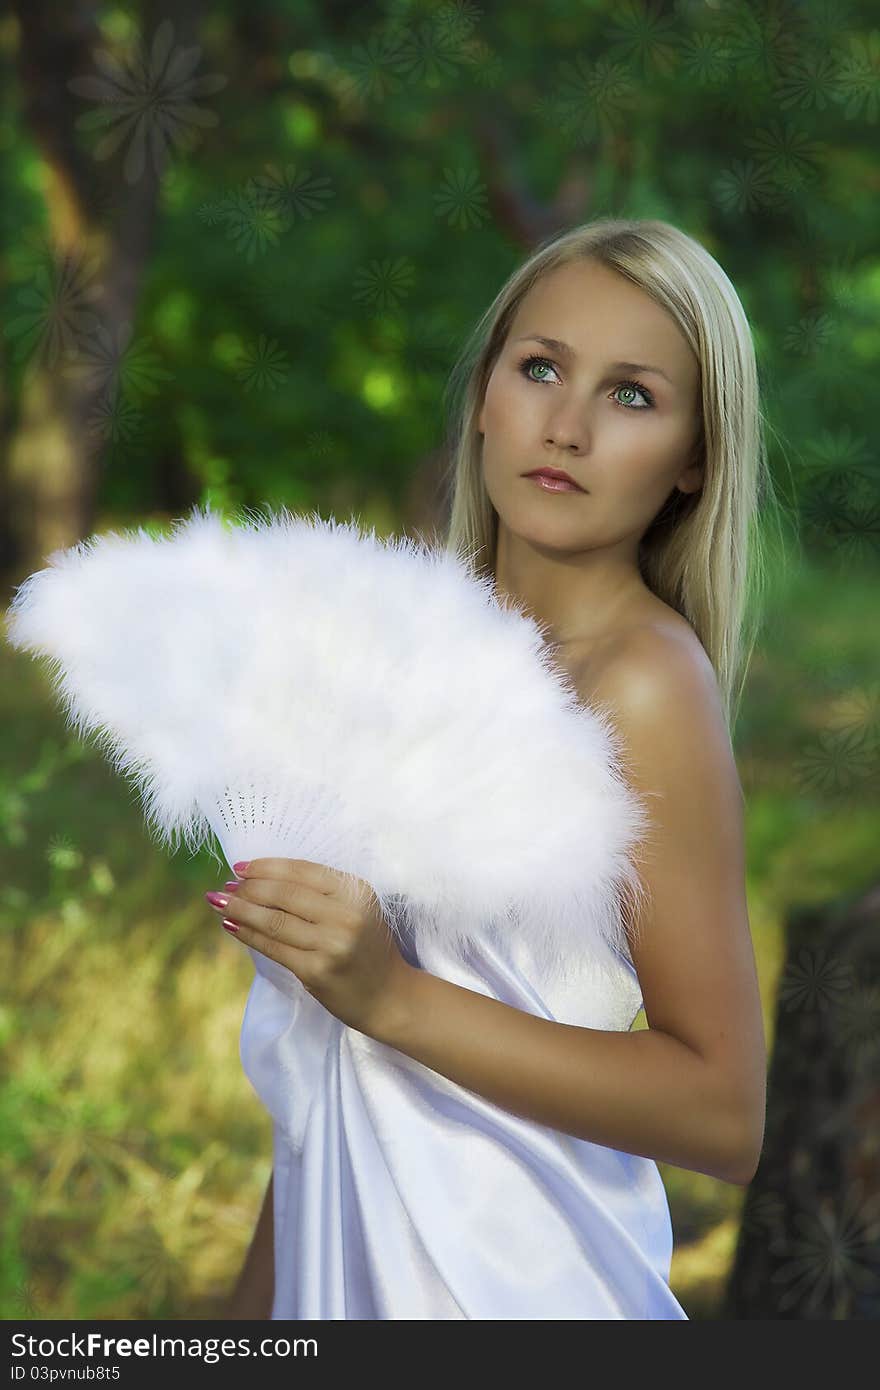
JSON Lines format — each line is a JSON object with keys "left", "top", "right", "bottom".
{"left": 481, "top": 374, "right": 509, "bottom": 432}
{"left": 482, "top": 372, "right": 541, "bottom": 447}
{"left": 609, "top": 454, "right": 682, "bottom": 518}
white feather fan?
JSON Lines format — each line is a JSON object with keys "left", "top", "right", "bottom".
{"left": 4, "top": 502, "right": 649, "bottom": 991}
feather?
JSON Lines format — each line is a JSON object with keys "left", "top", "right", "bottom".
{"left": 5, "top": 502, "right": 650, "bottom": 990}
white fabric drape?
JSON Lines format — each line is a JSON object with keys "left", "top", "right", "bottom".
{"left": 241, "top": 913, "right": 687, "bottom": 1320}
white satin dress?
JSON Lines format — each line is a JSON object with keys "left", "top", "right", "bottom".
{"left": 238, "top": 904, "right": 688, "bottom": 1321}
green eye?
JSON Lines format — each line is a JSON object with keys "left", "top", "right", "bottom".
{"left": 612, "top": 380, "right": 654, "bottom": 410}
{"left": 517, "top": 356, "right": 655, "bottom": 410}
{"left": 519, "top": 355, "right": 557, "bottom": 383}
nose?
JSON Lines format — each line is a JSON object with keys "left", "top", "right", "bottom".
{"left": 544, "top": 402, "right": 589, "bottom": 454}
{"left": 544, "top": 428, "right": 584, "bottom": 454}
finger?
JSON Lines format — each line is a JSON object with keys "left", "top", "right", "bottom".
{"left": 224, "top": 915, "right": 316, "bottom": 980}
{"left": 239, "top": 875, "right": 332, "bottom": 927}
{"left": 216, "top": 892, "right": 323, "bottom": 950}
{"left": 236, "top": 858, "right": 338, "bottom": 893}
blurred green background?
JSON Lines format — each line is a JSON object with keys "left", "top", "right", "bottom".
{"left": 1, "top": 0, "right": 878, "bottom": 1320}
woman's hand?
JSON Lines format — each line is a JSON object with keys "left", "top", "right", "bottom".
{"left": 204, "top": 858, "right": 414, "bottom": 1040}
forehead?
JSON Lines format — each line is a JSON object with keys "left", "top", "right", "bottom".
{"left": 510, "top": 259, "right": 699, "bottom": 389}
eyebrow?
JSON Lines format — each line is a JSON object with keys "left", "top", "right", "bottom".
{"left": 513, "top": 335, "right": 675, "bottom": 386}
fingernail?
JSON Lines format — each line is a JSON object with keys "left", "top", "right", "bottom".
{"left": 223, "top": 881, "right": 240, "bottom": 892}
{"left": 221, "top": 919, "right": 240, "bottom": 934}
{"left": 205, "top": 891, "right": 229, "bottom": 909}
{"left": 233, "top": 861, "right": 250, "bottom": 876}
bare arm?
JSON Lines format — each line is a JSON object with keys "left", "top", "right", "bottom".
{"left": 374, "top": 966, "right": 754, "bottom": 1183}
{"left": 224, "top": 1169, "right": 275, "bottom": 1320}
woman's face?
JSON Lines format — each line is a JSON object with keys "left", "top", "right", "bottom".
{"left": 478, "top": 258, "right": 704, "bottom": 558}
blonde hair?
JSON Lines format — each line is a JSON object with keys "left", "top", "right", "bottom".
{"left": 438, "top": 216, "right": 783, "bottom": 733}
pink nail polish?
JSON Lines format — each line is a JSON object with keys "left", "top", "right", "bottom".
{"left": 221, "top": 919, "right": 240, "bottom": 934}
{"left": 223, "top": 881, "right": 240, "bottom": 892}
{"left": 205, "top": 891, "right": 229, "bottom": 909}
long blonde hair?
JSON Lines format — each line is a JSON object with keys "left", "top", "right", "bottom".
{"left": 439, "top": 217, "right": 782, "bottom": 733}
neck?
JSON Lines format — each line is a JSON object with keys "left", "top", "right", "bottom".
{"left": 492, "top": 531, "right": 651, "bottom": 651}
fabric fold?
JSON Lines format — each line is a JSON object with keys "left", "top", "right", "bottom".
{"left": 247, "top": 923, "right": 687, "bottom": 1320}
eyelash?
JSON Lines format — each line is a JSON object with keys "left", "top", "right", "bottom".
{"left": 516, "top": 354, "right": 656, "bottom": 410}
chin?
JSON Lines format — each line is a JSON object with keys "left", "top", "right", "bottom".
{"left": 506, "top": 513, "right": 585, "bottom": 555}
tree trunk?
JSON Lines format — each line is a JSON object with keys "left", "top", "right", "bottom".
{"left": 722, "top": 881, "right": 880, "bottom": 1318}
{"left": 2, "top": 0, "right": 201, "bottom": 584}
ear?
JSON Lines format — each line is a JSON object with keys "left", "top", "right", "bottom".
{"left": 675, "top": 458, "right": 703, "bottom": 496}
{"left": 675, "top": 429, "right": 704, "bottom": 495}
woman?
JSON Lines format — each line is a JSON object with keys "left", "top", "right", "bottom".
{"left": 218, "top": 217, "right": 770, "bottom": 1319}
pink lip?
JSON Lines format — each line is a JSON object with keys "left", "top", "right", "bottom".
{"left": 524, "top": 471, "right": 585, "bottom": 493}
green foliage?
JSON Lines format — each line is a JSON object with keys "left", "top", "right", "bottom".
{"left": 1, "top": 0, "right": 878, "bottom": 1321}
{"left": 0, "top": 0, "right": 877, "bottom": 532}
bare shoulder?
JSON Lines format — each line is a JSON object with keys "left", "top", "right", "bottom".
{"left": 575, "top": 611, "right": 733, "bottom": 772}
{"left": 570, "top": 612, "right": 748, "bottom": 885}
